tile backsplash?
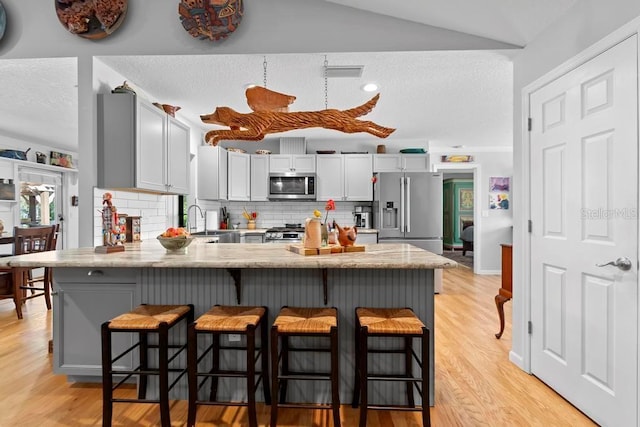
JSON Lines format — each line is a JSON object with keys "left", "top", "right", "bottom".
{"left": 94, "top": 189, "right": 372, "bottom": 245}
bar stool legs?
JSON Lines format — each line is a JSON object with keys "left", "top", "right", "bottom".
{"left": 101, "top": 304, "right": 194, "bottom": 427}
{"left": 270, "top": 306, "right": 341, "bottom": 427}
{"left": 352, "top": 307, "right": 431, "bottom": 427}
{"left": 187, "top": 305, "right": 270, "bottom": 427}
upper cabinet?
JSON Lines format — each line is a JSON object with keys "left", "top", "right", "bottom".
{"left": 316, "top": 154, "right": 373, "bottom": 201}
{"left": 373, "top": 154, "right": 430, "bottom": 172}
{"left": 98, "top": 93, "right": 190, "bottom": 195}
{"left": 269, "top": 154, "right": 315, "bottom": 173}
{"left": 250, "top": 155, "right": 269, "bottom": 201}
{"left": 198, "top": 145, "right": 227, "bottom": 201}
{"left": 228, "top": 151, "right": 251, "bottom": 201}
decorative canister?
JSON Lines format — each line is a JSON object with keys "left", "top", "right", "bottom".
{"left": 304, "top": 218, "right": 322, "bottom": 249}
{"left": 247, "top": 219, "right": 256, "bottom": 230}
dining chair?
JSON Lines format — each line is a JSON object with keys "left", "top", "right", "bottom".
{"left": 0, "top": 225, "right": 55, "bottom": 319}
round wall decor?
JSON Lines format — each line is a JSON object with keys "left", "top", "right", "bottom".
{"left": 0, "top": 2, "right": 6, "bottom": 41}
{"left": 178, "top": 0, "right": 243, "bottom": 42}
{"left": 55, "top": 0, "right": 128, "bottom": 40}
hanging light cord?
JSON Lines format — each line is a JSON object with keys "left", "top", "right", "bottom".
{"left": 324, "top": 55, "right": 329, "bottom": 110}
{"left": 263, "top": 55, "right": 268, "bottom": 88}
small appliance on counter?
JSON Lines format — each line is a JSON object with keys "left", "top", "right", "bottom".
{"left": 205, "top": 210, "right": 219, "bottom": 231}
{"left": 354, "top": 205, "right": 372, "bottom": 229}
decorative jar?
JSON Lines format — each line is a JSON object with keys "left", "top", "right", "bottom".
{"left": 247, "top": 220, "right": 256, "bottom": 230}
{"left": 304, "top": 218, "right": 322, "bottom": 249}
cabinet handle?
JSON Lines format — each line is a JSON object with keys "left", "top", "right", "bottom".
{"left": 88, "top": 270, "right": 104, "bottom": 276}
{"left": 51, "top": 291, "right": 59, "bottom": 296}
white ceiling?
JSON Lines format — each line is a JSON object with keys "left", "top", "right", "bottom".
{"left": 0, "top": 1, "right": 577, "bottom": 154}
{"left": 326, "top": 0, "right": 578, "bottom": 47}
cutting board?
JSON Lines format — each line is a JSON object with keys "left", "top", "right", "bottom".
{"left": 286, "top": 244, "right": 365, "bottom": 256}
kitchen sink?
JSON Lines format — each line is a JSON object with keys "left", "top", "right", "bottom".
{"left": 191, "top": 230, "right": 238, "bottom": 243}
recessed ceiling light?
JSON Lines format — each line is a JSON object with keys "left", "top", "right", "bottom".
{"left": 362, "top": 83, "right": 379, "bottom": 92}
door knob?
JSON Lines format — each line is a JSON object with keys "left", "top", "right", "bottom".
{"left": 596, "top": 257, "right": 633, "bottom": 271}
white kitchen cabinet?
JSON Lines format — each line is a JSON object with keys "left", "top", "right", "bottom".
{"left": 344, "top": 154, "right": 373, "bottom": 200}
{"left": 316, "top": 154, "right": 372, "bottom": 201}
{"left": 316, "top": 155, "right": 344, "bottom": 201}
{"left": 250, "top": 155, "right": 269, "bottom": 201}
{"left": 228, "top": 151, "right": 251, "bottom": 201}
{"left": 166, "top": 116, "right": 190, "bottom": 194}
{"left": 98, "top": 93, "right": 191, "bottom": 194}
{"left": 269, "top": 154, "right": 315, "bottom": 173}
{"left": 53, "top": 268, "right": 139, "bottom": 377}
{"left": 373, "top": 154, "right": 430, "bottom": 172}
{"left": 198, "top": 145, "right": 227, "bottom": 200}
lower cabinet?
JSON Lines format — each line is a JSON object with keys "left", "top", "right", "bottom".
{"left": 53, "top": 268, "right": 139, "bottom": 378}
{"left": 357, "top": 232, "right": 378, "bottom": 244}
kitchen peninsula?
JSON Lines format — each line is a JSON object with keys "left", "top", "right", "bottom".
{"left": 1, "top": 242, "right": 455, "bottom": 406}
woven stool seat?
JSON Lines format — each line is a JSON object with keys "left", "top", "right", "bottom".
{"left": 108, "top": 305, "right": 192, "bottom": 330}
{"left": 356, "top": 307, "right": 425, "bottom": 335}
{"left": 195, "top": 305, "right": 265, "bottom": 332}
{"left": 102, "top": 304, "right": 193, "bottom": 427}
{"left": 188, "top": 305, "right": 270, "bottom": 427}
{"left": 353, "top": 306, "right": 430, "bottom": 427}
{"left": 270, "top": 306, "right": 341, "bottom": 426}
{"left": 272, "top": 307, "right": 337, "bottom": 334}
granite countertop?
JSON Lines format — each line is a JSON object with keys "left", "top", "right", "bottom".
{"left": 192, "top": 228, "right": 378, "bottom": 235}
{"left": 0, "top": 242, "right": 456, "bottom": 270}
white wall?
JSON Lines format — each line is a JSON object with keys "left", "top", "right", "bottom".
{"left": 432, "top": 150, "right": 513, "bottom": 273}
{"left": 511, "top": 0, "right": 640, "bottom": 368}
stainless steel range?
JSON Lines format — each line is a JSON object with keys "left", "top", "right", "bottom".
{"left": 264, "top": 223, "right": 304, "bottom": 243}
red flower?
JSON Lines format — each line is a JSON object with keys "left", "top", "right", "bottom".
{"left": 324, "top": 199, "right": 335, "bottom": 224}
{"left": 325, "top": 199, "right": 336, "bottom": 211}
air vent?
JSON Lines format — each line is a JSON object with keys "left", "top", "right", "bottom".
{"left": 325, "top": 65, "right": 364, "bottom": 78}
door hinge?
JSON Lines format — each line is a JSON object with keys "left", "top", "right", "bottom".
{"left": 528, "top": 321, "right": 533, "bottom": 334}
{"left": 528, "top": 220, "right": 532, "bottom": 233}
{"left": 527, "top": 117, "right": 532, "bottom": 131}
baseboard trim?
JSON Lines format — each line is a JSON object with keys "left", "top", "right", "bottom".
{"left": 476, "top": 269, "right": 501, "bottom": 275}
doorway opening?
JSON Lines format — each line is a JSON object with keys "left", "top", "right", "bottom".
{"left": 18, "top": 168, "right": 63, "bottom": 249}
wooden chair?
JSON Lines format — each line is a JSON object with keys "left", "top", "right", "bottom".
{"left": 0, "top": 225, "right": 55, "bottom": 319}
{"left": 25, "top": 223, "right": 60, "bottom": 292}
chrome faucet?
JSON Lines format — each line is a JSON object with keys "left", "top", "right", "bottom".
{"left": 186, "top": 204, "right": 204, "bottom": 234}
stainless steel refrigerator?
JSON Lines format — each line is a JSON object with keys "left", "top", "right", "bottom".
{"left": 374, "top": 172, "right": 443, "bottom": 254}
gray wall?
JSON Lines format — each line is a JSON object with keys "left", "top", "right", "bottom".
{"left": 511, "top": 0, "right": 640, "bottom": 367}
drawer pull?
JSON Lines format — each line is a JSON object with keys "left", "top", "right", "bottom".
{"left": 88, "top": 270, "right": 104, "bottom": 276}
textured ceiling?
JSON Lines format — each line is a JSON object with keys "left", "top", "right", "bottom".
{"left": 0, "top": 0, "right": 578, "bottom": 153}
{"left": 98, "top": 51, "right": 514, "bottom": 151}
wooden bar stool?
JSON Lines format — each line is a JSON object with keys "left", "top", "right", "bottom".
{"left": 187, "top": 305, "right": 271, "bottom": 427}
{"left": 101, "top": 304, "right": 194, "bottom": 427}
{"left": 270, "top": 306, "right": 341, "bottom": 427}
{"left": 351, "top": 307, "right": 431, "bottom": 427}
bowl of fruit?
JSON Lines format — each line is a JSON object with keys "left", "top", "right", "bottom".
{"left": 157, "top": 227, "right": 194, "bottom": 253}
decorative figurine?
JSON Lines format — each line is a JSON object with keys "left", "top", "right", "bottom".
{"left": 96, "top": 192, "right": 125, "bottom": 253}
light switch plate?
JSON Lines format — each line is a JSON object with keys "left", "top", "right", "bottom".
{"left": 228, "top": 334, "right": 241, "bottom": 342}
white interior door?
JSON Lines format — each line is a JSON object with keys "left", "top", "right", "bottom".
{"left": 530, "top": 35, "right": 638, "bottom": 426}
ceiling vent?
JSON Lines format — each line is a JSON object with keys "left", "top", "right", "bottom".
{"left": 324, "top": 65, "right": 364, "bottom": 78}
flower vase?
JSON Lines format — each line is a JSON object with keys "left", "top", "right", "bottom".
{"left": 321, "top": 223, "right": 329, "bottom": 246}
{"left": 247, "top": 220, "right": 256, "bottom": 230}
{"left": 304, "top": 218, "right": 322, "bottom": 248}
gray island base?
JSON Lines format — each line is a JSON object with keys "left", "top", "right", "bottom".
{"left": 1, "top": 242, "right": 456, "bottom": 407}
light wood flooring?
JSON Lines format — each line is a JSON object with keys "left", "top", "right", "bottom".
{"left": 0, "top": 266, "right": 597, "bottom": 426}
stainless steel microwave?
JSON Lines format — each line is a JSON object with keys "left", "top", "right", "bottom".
{"left": 268, "top": 173, "right": 316, "bottom": 200}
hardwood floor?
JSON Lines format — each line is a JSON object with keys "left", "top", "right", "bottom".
{"left": 0, "top": 267, "right": 597, "bottom": 426}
